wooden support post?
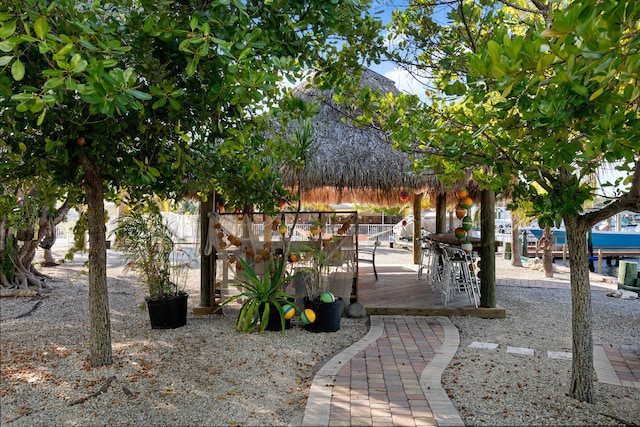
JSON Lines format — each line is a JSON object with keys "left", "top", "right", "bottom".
{"left": 479, "top": 189, "right": 496, "bottom": 308}
{"left": 435, "top": 193, "right": 447, "bottom": 234}
{"left": 193, "top": 191, "right": 217, "bottom": 316}
{"left": 618, "top": 260, "right": 638, "bottom": 287}
{"left": 413, "top": 193, "right": 422, "bottom": 265}
{"left": 597, "top": 249, "right": 603, "bottom": 274}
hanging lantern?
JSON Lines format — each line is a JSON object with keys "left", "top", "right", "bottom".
{"left": 462, "top": 216, "right": 473, "bottom": 231}
{"left": 455, "top": 204, "right": 467, "bottom": 219}
{"left": 399, "top": 191, "right": 410, "bottom": 203}
{"left": 460, "top": 196, "right": 473, "bottom": 209}
{"left": 278, "top": 223, "right": 288, "bottom": 234}
{"left": 456, "top": 189, "right": 468, "bottom": 199}
{"left": 454, "top": 227, "right": 467, "bottom": 239}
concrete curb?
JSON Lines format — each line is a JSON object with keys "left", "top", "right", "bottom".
{"left": 420, "top": 316, "right": 465, "bottom": 426}
{"left": 301, "top": 316, "right": 385, "bottom": 426}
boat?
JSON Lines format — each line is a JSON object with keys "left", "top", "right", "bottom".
{"left": 525, "top": 224, "right": 640, "bottom": 255}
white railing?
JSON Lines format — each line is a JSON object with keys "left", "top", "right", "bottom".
{"left": 357, "top": 224, "right": 395, "bottom": 245}
{"left": 55, "top": 214, "right": 512, "bottom": 251}
{"left": 162, "top": 212, "right": 199, "bottom": 242}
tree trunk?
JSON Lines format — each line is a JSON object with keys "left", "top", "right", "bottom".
{"left": 540, "top": 225, "right": 554, "bottom": 278}
{"left": 200, "top": 193, "right": 213, "bottom": 308}
{"left": 479, "top": 189, "right": 496, "bottom": 308}
{"left": 40, "top": 199, "right": 71, "bottom": 267}
{"left": 510, "top": 221, "right": 522, "bottom": 267}
{"left": 1, "top": 198, "right": 72, "bottom": 287}
{"left": 43, "top": 248, "right": 57, "bottom": 266}
{"left": 564, "top": 215, "right": 594, "bottom": 403}
{"left": 79, "top": 153, "right": 113, "bottom": 367}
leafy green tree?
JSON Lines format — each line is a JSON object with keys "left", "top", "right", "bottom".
{"left": 382, "top": 0, "right": 639, "bottom": 403}
{"left": 0, "top": 177, "right": 74, "bottom": 290}
{"left": 1, "top": 0, "right": 383, "bottom": 366}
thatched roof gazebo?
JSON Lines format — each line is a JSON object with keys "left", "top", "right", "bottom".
{"left": 277, "top": 67, "right": 499, "bottom": 309}
{"left": 282, "top": 67, "right": 458, "bottom": 207}
{"left": 193, "top": 68, "right": 499, "bottom": 316}
{"left": 285, "top": 68, "right": 495, "bottom": 307}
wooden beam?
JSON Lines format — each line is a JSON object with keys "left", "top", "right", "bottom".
{"left": 194, "top": 190, "right": 215, "bottom": 315}
{"left": 435, "top": 193, "right": 447, "bottom": 234}
{"left": 413, "top": 193, "right": 422, "bottom": 264}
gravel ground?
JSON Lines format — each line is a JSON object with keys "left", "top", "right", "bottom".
{"left": 0, "top": 252, "right": 368, "bottom": 426}
{"left": 443, "top": 276, "right": 640, "bottom": 426}
{"left": 1, "top": 250, "right": 639, "bottom": 426}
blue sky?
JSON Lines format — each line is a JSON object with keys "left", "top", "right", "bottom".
{"left": 364, "top": 1, "right": 448, "bottom": 101}
{"left": 368, "top": 2, "right": 411, "bottom": 72}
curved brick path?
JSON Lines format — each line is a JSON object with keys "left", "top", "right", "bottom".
{"left": 302, "top": 316, "right": 463, "bottom": 426}
{"left": 299, "top": 252, "right": 639, "bottom": 426}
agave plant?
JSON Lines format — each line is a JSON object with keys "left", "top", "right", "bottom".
{"left": 221, "top": 256, "right": 296, "bottom": 334}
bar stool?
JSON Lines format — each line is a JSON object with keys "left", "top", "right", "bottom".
{"left": 418, "top": 239, "right": 444, "bottom": 289}
{"left": 441, "top": 245, "right": 480, "bottom": 308}
{"left": 417, "top": 238, "right": 432, "bottom": 280}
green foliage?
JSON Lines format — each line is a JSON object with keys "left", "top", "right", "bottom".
{"left": 0, "top": 0, "right": 384, "bottom": 366}
{"left": 297, "top": 237, "right": 343, "bottom": 300}
{"left": 382, "top": 0, "right": 639, "bottom": 225}
{"left": 70, "top": 211, "right": 88, "bottom": 254}
{"left": 379, "top": 0, "right": 639, "bottom": 404}
{"left": 113, "top": 208, "right": 181, "bottom": 299}
{"left": 221, "top": 256, "right": 296, "bottom": 334}
{"left": 364, "top": 205, "right": 408, "bottom": 218}
{"left": 1, "top": 236, "right": 17, "bottom": 281}
{"left": 0, "top": 0, "right": 384, "bottom": 212}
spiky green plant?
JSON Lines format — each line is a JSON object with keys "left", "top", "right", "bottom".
{"left": 221, "top": 256, "right": 296, "bottom": 334}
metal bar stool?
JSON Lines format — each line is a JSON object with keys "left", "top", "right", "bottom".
{"left": 441, "top": 245, "right": 480, "bottom": 308}
{"left": 418, "top": 238, "right": 444, "bottom": 290}
{"left": 417, "top": 238, "right": 432, "bottom": 281}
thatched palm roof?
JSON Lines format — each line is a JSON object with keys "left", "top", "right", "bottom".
{"left": 282, "top": 67, "right": 471, "bottom": 207}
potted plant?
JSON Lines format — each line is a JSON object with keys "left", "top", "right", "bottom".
{"left": 113, "top": 208, "right": 189, "bottom": 329}
{"left": 297, "top": 238, "right": 344, "bottom": 332}
{"left": 220, "top": 255, "right": 297, "bottom": 334}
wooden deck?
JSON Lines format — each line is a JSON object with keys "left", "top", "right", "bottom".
{"left": 355, "top": 265, "right": 506, "bottom": 318}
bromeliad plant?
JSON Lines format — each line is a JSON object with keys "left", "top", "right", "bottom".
{"left": 221, "top": 256, "right": 297, "bottom": 334}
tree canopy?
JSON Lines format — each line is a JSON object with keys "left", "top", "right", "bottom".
{"left": 378, "top": 0, "right": 640, "bottom": 403}
{"left": 1, "top": 0, "right": 384, "bottom": 366}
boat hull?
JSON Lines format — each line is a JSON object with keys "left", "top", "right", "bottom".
{"left": 527, "top": 229, "right": 640, "bottom": 252}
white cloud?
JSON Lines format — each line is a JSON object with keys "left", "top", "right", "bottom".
{"left": 383, "top": 67, "right": 429, "bottom": 103}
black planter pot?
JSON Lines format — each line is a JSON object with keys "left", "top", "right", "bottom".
{"left": 304, "top": 297, "right": 343, "bottom": 332}
{"left": 259, "top": 303, "right": 292, "bottom": 331}
{"left": 147, "top": 293, "right": 188, "bottom": 329}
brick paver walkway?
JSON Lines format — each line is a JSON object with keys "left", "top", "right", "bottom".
{"left": 301, "top": 253, "right": 639, "bottom": 426}
{"left": 601, "top": 344, "right": 640, "bottom": 389}
{"left": 302, "top": 316, "right": 463, "bottom": 427}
